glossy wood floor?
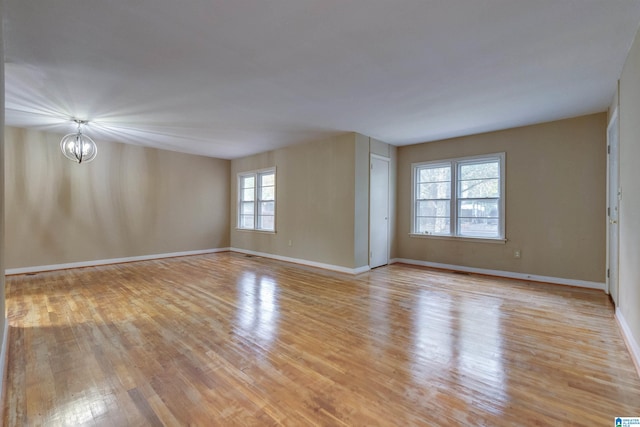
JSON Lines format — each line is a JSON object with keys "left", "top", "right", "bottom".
{"left": 4, "top": 253, "right": 640, "bottom": 426}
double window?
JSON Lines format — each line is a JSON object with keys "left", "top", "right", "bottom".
{"left": 412, "top": 154, "right": 505, "bottom": 240}
{"left": 238, "top": 168, "right": 276, "bottom": 231}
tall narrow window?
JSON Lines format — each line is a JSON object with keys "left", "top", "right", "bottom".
{"left": 258, "top": 172, "right": 275, "bottom": 230}
{"left": 415, "top": 163, "right": 452, "bottom": 235}
{"left": 238, "top": 168, "right": 276, "bottom": 231}
{"left": 412, "top": 154, "right": 504, "bottom": 240}
{"left": 457, "top": 159, "right": 501, "bottom": 238}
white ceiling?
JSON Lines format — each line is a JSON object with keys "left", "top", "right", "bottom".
{"left": 4, "top": 1, "right": 640, "bottom": 159}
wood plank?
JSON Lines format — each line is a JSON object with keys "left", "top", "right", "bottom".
{"left": 3, "top": 252, "right": 640, "bottom": 425}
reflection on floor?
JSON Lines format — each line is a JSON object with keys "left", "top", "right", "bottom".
{"left": 4, "top": 252, "right": 640, "bottom": 425}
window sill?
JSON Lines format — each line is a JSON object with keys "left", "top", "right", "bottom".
{"left": 235, "top": 228, "right": 277, "bottom": 235}
{"left": 409, "top": 233, "right": 506, "bottom": 244}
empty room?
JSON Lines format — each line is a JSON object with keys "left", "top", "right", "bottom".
{"left": 1, "top": 1, "right": 640, "bottom": 426}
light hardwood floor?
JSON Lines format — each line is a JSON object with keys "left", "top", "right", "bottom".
{"left": 3, "top": 252, "right": 640, "bottom": 426}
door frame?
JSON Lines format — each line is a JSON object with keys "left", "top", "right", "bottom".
{"left": 606, "top": 106, "right": 620, "bottom": 303}
{"left": 369, "top": 154, "right": 391, "bottom": 268}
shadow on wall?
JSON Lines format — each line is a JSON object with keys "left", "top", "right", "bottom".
{"left": 6, "top": 126, "right": 229, "bottom": 269}
{"left": 6, "top": 129, "right": 164, "bottom": 266}
{"left": 92, "top": 142, "right": 162, "bottom": 255}
{"left": 9, "top": 129, "right": 71, "bottom": 256}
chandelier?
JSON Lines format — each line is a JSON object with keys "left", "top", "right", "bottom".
{"left": 60, "top": 119, "right": 97, "bottom": 163}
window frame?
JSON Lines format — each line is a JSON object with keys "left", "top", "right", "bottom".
{"left": 237, "top": 167, "right": 276, "bottom": 232}
{"left": 411, "top": 153, "right": 505, "bottom": 242}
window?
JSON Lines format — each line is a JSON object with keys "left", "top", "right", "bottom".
{"left": 412, "top": 154, "right": 504, "bottom": 239}
{"left": 238, "top": 168, "right": 276, "bottom": 231}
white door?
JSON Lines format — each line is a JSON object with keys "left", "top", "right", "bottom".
{"left": 370, "top": 156, "right": 390, "bottom": 268}
{"left": 607, "top": 109, "right": 620, "bottom": 306}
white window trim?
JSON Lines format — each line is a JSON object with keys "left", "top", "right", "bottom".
{"left": 411, "top": 153, "right": 505, "bottom": 241}
{"left": 237, "top": 167, "right": 276, "bottom": 232}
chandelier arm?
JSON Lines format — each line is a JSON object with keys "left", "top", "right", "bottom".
{"left": 76, "top": 135, "right": 83, "bottom": 163}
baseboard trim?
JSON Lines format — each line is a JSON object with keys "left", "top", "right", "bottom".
{"left": 230, "top": 248, "right": 370, "bottom": 275}
{"left": 616, "top": 308, "right": 640, "bottom": 379}
{"left": 352, "top": 265, "right": 371, "bottom": 274}
{"left": 390, "top": 258, "right": 606, "bottom": 291}
{"left": 0, "top": 321, "right": 9, "bottom": 422}
{"left": 5, "top": 248, "right": 231, "bottom": 275}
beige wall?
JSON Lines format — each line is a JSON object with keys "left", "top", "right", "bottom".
{"left": 230, "top": 133, "right": 359, "bottom": 268}
{"left": 230, "top": 133, "right": 397, "bottom": 270}
{"left": 397, "top": 114, "right": 607, "bottom": 283}
{"left": 354, "top": 134, "right": 370, "bottom": 268}
{"left": 618, "top": 26, "right": 640, "bottom": 358}
{"left": 0, "top": 5, "right": 6, "bottom": 377}
{"left": 5, "top": 127, "right": 230, "bottom": 269}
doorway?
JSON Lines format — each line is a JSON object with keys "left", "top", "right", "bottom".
{"left": 370, "top": 155, "right": 390, "bottom": 268}
{"left": 607, "top": 108, "right": 620, "bottom": 306}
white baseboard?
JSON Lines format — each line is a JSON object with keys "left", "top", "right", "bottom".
{"left": 616, "top": 308, "right": 640, "bottom": 378}
{"left": 390, "top": 258, "right": 606, "bottom": 291}
{"left": 352, "top": 265, "right": 371, "bottom": 274}
{"left": 5, "top": 248, "right": 231, "bottom": 275}
{"left": 230, "top": 248, "right": 370, "bottom": 275}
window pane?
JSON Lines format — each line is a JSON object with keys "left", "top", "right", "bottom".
{"left": 239, "top": 170, "right": 276, "bottom": 231}
{"left": 458, "top": 218, "right": 499, "bottom": 238}
{"left": 416, "top": 217, "right": 450, "bottom": 235}
{"left": 459, "top": 178, "right": 499, "bottom": 198}
{"left": 458, "top": 199, "right": 499, "bottom": 219}
{"left": 259, "top": 201, "right": 275, "bottom": 216}
{"left": 458, "top": 199, "right": 499, "bottom": 237}
{"left": 418, "top": 182, "right": 450, "bottom": 199}
{"left": 242, "top": 188, "right": 255, "bottom": 201}
{"left": 242, "top": 176, "right": 255, "bottom": 189}
{"left": 459, "top": 161, "right": 499, "bottom": 180}
{"left": 261, "top": 173, "right": 275, "bottom": 187}
{"left": 241, "top": 202, "right": 254, "bottom": 215}
{"left": 419, "top": 166, "right": 451, "bottom": 183}
{"left": 261, "top": 186, "right": 275, "bottom": 200}
{"left": 259, "top": 215, "right": 274, "bottom": 231}
{"left": 417, "top": 200, "right": 450, "bottom": 217}
{"left": 413, "top": 156, "right": 502, "bottom": 239}
{"left": 240, "top": 215, "right": 254, "bottom": 229}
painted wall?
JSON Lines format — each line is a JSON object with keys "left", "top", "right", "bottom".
{"left": 618, "top": 26, "right": 640, "bottom": 360}
{"left": 5, "top": 127, "right": 230, "bottom": 269}
{"left": 396, "top": 113, "right": 607, "bottom": 283}
{"left": 0, "top": 3, "right": 6, "bottom": 390}
{"left": 354, "top": 133, "right": 370, "bottom": 268}
{"left": 230, "top": 133, "right": 397, "bottom": 270}
{"left": 230, "top": 133, "right": 359, "bottom": 269}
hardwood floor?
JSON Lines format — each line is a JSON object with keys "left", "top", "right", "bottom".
{"left": 3, "top": 252, "right": 640, "bottom": 426}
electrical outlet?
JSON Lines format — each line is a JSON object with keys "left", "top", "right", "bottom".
{"left": 514, "top": 250, "right": 521, "bottom": 259}
{"left": 288, "top": 240, "right": 292, "bottom": 247}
